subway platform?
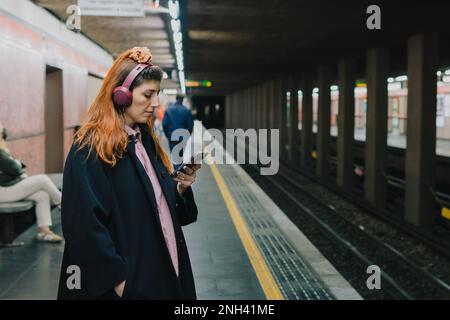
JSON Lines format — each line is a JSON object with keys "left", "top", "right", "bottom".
{"left": 0, "top": 127, "right": 361, "bottom": 300}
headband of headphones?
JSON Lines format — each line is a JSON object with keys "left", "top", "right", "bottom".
{"left": 121, "top": 63, "right": 151, "bottom": 89}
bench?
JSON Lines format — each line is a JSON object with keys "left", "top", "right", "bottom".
{"left": 0, "top": 174, "right": 62, "bottom": 248}
{"left": 0, "top": 200, "right": 35, "bottom": 248}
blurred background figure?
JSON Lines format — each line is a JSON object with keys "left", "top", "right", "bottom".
{"left": 0, "top": 121, "right": 63, "bottom": 243}
{"left": 154, "top": 105, "right": 165, "bottom": 139}
{"left": 162, "top": 94, "right": 194, "bottom": 165}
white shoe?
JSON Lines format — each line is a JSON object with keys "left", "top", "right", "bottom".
{"left": 36, "top": 231, "right": 63, "bottom": 243}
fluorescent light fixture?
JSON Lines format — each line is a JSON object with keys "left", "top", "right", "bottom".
{"left": 387, "top": 77, "right": 394, "bottom": 83}
{"left": 175, "top": 42, "right": 182, "bottom": 52}
{"left": 330, "top": 85, "right": 338, "bottom": 91}
{"left": 286, "top": 91, "right": 291, "bottom": 96}
{"left": 177, "top": 60, "right": 184, "bottom": 71}
{"left": 173, "top": 31, "right": 182, "bottom": 43}
{"left": 168, "top": 1, "right": 185, "bottom": 94}
{"left": 437, "top": 71, "right": 442, "bottom": 76}
{"left": 395, "top": 75, "right": 408, "bottom": 82}
{"left": 312, "top": 87, "right": 319, "bottom": 93}
{"left": 168, "top": 0, "right": 179, "bottom": 19}
{"left": 179, "top": 71, "right": 186, "bottom": 94}
{"left": 171, "top": 19, "right": 180, "bottom": 32}
{"left": 445, "top": 69, "right": 450, "bottom": 75}
{"left": 298, "top": 90, "right": 302, "bottom": 96}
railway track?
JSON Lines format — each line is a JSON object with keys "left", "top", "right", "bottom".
{"left": 246, "top": 163, "right": 450, "bottom": 299}
{"left": 292, "top": 159, "right": 450, "bottom": 260}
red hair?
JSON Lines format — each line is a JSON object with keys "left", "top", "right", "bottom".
{"left": 74, "top": 48, "right": 173, "bottom": 172}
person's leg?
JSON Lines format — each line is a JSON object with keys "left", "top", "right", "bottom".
{"left": 26, "top": 191, "right": 52, "bottom": 231}
{"left": 0, "top": 174, "right": 61, "bottom": 205}
{"left": 26, "top": 190, "right": 62, "bottom": 242}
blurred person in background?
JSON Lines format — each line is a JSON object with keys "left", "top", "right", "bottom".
{"left": 154, "top": 104, "right": 165, "bottom": 139}
{"left": 162, "top": 94, "right": 194, "bottom": 165}
{"left": 0, "top": 121, "right": 62, "bottom": 242}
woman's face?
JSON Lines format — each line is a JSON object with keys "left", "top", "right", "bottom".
{"left": 123, "top": 79, "right": 161, "bottom": 126}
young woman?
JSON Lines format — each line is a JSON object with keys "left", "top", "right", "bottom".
{"left": 0, "top": 122, "right": 62, "bottom": 242}
{"left": 57, "top": 47, "right": 200, "bottom": 300}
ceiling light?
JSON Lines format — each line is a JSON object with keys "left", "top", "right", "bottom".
{"left": 395, "top": 75, "right": 408, "bottom": 82}
{"left": 168, "top": 1, "right": 179, "bottom": 19}
{"left": 173, "top": 31, "right": 182, "bottom": 43}
{"left": 171, "top": 19, "right": 180, "bottom": 33}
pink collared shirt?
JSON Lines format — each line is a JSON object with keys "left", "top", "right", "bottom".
{"left": 124, "top": 124, "right": 179, "bottom": 277}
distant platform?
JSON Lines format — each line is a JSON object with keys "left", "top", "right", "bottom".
{"left": 328, "top": 127, "right": 450, "bottom": 157}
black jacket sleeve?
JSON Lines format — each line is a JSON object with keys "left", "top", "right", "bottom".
{"left": 174, "top": 186, "right": 198, "bottom": 226}
{"left": 61, "top": 145, "right": 126, "bottom": 298}
{"left": 0, "top": 149, "right": 24, "bottom": 177}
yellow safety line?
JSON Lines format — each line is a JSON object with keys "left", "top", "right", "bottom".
{"left": 209, "top": 162, "right": 284, "bottom": 300}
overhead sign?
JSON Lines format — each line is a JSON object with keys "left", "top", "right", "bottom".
{"left": 78, "top": 0, "right": 144, "bottom": 17}
{"left": 186, "top": 80, "right": 212, "bottom": 88}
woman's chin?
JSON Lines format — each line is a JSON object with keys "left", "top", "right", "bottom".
{"left": 142, "top": 113, "right": 153, "bottom": 120}
{"left": 137, "top": 117, "right": 151, "bottom": 123}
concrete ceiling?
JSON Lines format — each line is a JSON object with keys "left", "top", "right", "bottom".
{"left": 32, "top": 0, "right": 178, "bottom": 88}
{"left": 31, "top": 1, "right": 450, "bottom": 96}
{"left": 184, "top": 0, "right": 450, "bottom": 95}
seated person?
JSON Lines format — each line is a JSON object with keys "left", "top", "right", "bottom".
{"left": 0, "top": 122, "right": 62, "bottom": 242}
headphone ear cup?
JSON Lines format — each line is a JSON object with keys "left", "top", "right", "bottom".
{"left": 113, "top": 86, "right": 133, "bottom": 108}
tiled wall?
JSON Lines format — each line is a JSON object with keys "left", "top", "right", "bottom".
{"left": 0, "top": 9, "right": 111, "bottom": 174}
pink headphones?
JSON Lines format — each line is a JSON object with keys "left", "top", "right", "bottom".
{"left": 112, "top": 63, "right": 151, "bottom": 108}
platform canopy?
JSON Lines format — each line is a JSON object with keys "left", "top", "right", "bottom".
{"left": 184, "top": 0, "right": 450, "bottom": 95}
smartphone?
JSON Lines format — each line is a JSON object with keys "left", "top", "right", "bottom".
{"left": 170, "top": 152, "right": 207, "bottom": 177}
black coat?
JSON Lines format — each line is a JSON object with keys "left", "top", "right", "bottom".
{"left": 0, "top": 149, "right": 25, "bottom": 187}
{"left": 57, "top": 126, "right": 198, "bottom": 300}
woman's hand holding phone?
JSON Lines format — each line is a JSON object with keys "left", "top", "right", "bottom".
{"left": 172, "top": 154, "right": 204, "bottom": 195}
{"left": 173, "top": 163, "right": 201, "bottom": 195}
